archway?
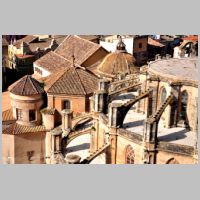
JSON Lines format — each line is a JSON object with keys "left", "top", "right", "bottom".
{"left": 72, "top": 117, "right": 94, "bottom": 131}
{"left": 125, "top": 145, "right": 135, "bottom": 164}
{"left": 179, "top": 90, "right": 188, "bottom": 120}
{"left": 121, "top": 91, "right": 150, "bottom": 133}
{"left": 160, "top": 87, "right": 167, "bottom": 105}
{"left": 178, "top": 90, "right": 188, "bottom": 127}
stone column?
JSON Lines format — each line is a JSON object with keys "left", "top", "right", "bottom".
{"left": 45, "top": 132, "right": 52, "bottom": 164}
{"left": 50, "top": 127, "right": 64, "bottom": 164}
{"left": 41, "top": 108, "right": 55, "bottom": 164}
{"left": 146, "top": 88, "right": 157, "bottom": 117}
{"left": 144, "top": 120, "right": 158, "bottom": 143}
{"left": 94, "top": 91, "right": 108, "bottom": 113}
{"left": 93, "top": 118, "right": 99, "bottom": 151}
{"left": 94, "top": 79, "right": 109, "bottom": 114}
{"left": 143, "top": 119, "right": 158, "bottom": 164}
{"left": 61, "top": 109, "right": 72, "bottom": 136}
{"left": 108, "top": 103, "right": 121, "bottom": 164}
{"left": 109, "top": 127, "right": 118, "bottom": 164}
{"left": 50, "top": 127, "right": 63, "bottom": 152}
{"left": 108, "top": 103, "right": 122, "bottom": 128}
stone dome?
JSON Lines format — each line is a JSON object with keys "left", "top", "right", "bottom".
{"left": 97, "top": 52, "right": 137, "bottom": 78}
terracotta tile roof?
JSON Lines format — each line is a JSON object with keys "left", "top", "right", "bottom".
{"left": 2, "top": 123, "right": 46, "bottom": 135}
{"left": 34, "top": 51, "right": 72, "bottom": 73}
{"left": 14, "top": 35, "right": 38, "bottom": 48}
{"left": 2, "top": 109, "right": 15, "bottom": 122}
{"left": 52, "top": 35, "right": 68, "bottom": 45}
{"left": 181, "top": 35, "right": 198, "bottom": 42}
{"left": 148, "top": 37, "right": 165, "bottom": 47}
{"left": 45, "top": 66, "right": 99, "bottom": 95}
{"left": 8, "top": 75, "right": 44, "bottom": 96}
{"left": 29, "top": 39, "right": 53, "bottom": 52}
{"left": 55, "top": 35, "right": 101, "bottom": 65}
{"left": 78, "top": 35, "right": 99, "bottom": 41}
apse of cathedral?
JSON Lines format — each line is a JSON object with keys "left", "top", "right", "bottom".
{"left": 2, "top": 35, "right": 198, "bottom": 164}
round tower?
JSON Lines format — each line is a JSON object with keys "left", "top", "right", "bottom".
{"left": 8, "top": 75, "right": 44, "bottom": 126}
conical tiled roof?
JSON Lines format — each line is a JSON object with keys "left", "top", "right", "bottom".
{"left": 8, "top": 75, "right": 44, "bottom": 96}
{"left": 45, "top": 66, "right": 99, "bottom": 95}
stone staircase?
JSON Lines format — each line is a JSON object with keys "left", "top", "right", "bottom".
{"left": 147, "top": 94, "right": 174, "bottom": 124}
{"left": 80, "top": 143, "right": 110, "bottom": 164}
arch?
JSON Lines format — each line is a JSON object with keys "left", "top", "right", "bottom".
{"left": 63, "top": 128, "right": 92, "bottom": 147}
{"left": 166, "top": 158, "right": 179, "bottom": 164}
{"left": 160, "top": 87, "right": 167, "bottom": 105}
{"left": 120, "top": 90, "right": 150, "bottom": 127}
{"left": 178, "top": 90, "right": 188, "bottom": 123}
{"left": 72, "top": 116, "right": 94, "bottom": 130}
{"left": 125, "top": 145, "right": 135, "bottom": 164}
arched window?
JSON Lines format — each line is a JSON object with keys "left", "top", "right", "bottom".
{"left": 125, "top": 145, "right": 135, "bottom": 164}
{"left": 160, "top": 87, "right": 167, "bottom": 105}
{"left": 166, "top": 158, "right": 179, "bottom": 164}
{"left": 179, "top": 90, "right": 188, "bottom": 122}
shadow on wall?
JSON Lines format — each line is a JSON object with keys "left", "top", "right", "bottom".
{"left": 158, "top": 129, "right": 188, "bottom": 142}
{"left": 123, "top": 120, "right": 144, "bottom": 128}
{"left": 113, "top": 93, "right": 135, "bottom": 101}
{"left": 66, "top": 143, "right": 90, "bottom": 153}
